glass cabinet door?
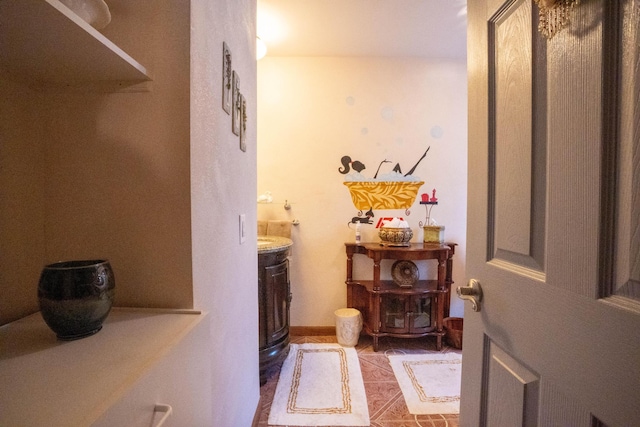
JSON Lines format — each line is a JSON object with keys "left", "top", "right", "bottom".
{"left": 381, "top": 294, "right": 435, "bottom": 333}
{"left": 410, "top": 296, "right": 432, "bottom": 331}
{"left": 381, "top": 295, "right": 407, "bottom": 332}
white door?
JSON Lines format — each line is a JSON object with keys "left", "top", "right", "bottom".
{"left": 462, "top": 0, "right": 640, "bottom": 426}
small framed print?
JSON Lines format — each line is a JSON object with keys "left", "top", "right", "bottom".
{"left": 222, "top": 42, "right": 232, "bottom": 114}
{"left": 232, "top": 71, "right": 241, "bottom": 136}
{"left": 239, "top": 93, "right": 247, "bottom": 152}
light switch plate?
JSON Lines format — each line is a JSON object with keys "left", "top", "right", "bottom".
{"left": 239, "top": 214, "right": 246, "bottom": 244}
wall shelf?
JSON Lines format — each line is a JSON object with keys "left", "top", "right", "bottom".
{"left": 0, "top": 0, "right": 150, "bottom": 87}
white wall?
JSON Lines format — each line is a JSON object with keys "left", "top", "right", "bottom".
{"left": 0, "top": 71, "right": 46, "bottom": 323}
{"left": 258, "top": 57, "right": 468, "bottom": 327}
{"left": 191, "top": 1, "right": 260, "bottom": 426}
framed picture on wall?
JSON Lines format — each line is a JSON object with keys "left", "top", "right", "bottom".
{"left": 239, "top": 93, "right": 247, "bottom": 152}
{"left": 232, "top": 71, "right": 241, "bottom": 135}
{"left": 222, "top": 42, "right": 232, "bottom": 115}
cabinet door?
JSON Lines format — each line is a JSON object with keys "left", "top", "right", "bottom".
{"left": 258, "top": 273, "right": 267, "bottom": 348}
{"left": 265, "top": 260, "right": 290, "bottom": 343}
{"left": 380, "top": 294, "right": 435, "bottom": 334}
{"left": 408, "top": 295, "right": 433, "bottom": 333}
{"left": 380, "top": 295, "right": 409, "bottom": 333}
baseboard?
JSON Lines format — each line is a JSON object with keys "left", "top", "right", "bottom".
{"left": 290, "top": 326, "right": 336, "bottom": 336}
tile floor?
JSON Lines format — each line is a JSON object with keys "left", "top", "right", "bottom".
{"left": 257, "top": 334, "right": 461, "bottom": 427}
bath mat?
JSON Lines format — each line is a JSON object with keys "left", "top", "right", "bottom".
{"left": 388, "top": 352, "right": 462, "bottom": 414}
{"left": 268, "top": 343, "right": 370, "bottom": 426}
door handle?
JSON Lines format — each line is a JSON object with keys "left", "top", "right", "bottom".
{"left": 457, "top": 279, "right": 483, "bottom": 312}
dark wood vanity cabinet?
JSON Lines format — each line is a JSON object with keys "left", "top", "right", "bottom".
{"left": 258, "top": 247, "right": 291, "bottom": 384}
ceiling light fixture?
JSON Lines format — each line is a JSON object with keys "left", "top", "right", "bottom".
{"left": 256, "top": 37, "right": 267, "bottom": 60}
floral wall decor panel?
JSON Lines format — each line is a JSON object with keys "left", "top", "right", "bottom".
{"left": 343, "top": 181, "right": 424, "bottom": 211}
{"left": 339, "top": 147, "right": 430, "bottom": 220}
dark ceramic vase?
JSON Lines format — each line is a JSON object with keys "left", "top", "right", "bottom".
{"left": 38, "top": 259, "right": 115, "bottom": 340}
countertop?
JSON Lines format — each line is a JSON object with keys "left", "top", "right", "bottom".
{"left": 257, "top": 235, "right": 293, "bottom": 254}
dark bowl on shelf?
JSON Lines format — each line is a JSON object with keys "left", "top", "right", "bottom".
{"left": 38, "top": 259, "right": 115, "bottom": 340}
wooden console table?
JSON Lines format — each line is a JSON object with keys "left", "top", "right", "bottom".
{"left": 345, "top": 242, "right": 456, "bottom": 351}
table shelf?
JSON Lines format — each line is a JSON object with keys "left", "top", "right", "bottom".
{"left": 346, "top": 279, "right": 445, "bottom": 294}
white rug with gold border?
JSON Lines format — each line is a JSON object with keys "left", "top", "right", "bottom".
{"left": 268, "top": 343, "right": 370, "bottom": 426}
{"left": 388, "top": 352, "right": 462, "bottom": 414}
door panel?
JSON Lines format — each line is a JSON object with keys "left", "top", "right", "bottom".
{"left": 464, "top": 0, "right": 640, "bottom": 426}
{"left": 492, "top": 0, "right": 533, "bottom": 259}
{"left": 489, "top": 0, "right": 547, "bottom": 273}
{"left": 484, "top": 341, "right": 539, "bottom": 427}
{"left": 544, "top": 1, "right": 607, "bottom": 298}
{"left": 614, "top": 0, "right": 640, "bottom": 301}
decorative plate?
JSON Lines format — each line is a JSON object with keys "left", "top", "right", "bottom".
{"left": 391, "top": 260, "right": 419, "bottom": 288}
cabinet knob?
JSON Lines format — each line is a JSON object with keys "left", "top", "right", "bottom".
{"left": 456, "top": 279, "right": 483, "bottom": 312}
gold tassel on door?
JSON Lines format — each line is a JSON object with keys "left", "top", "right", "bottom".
{"left": 533, "top": 0, "right": 581, "bottom": 39}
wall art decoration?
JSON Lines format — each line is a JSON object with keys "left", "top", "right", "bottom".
{"left": 222, "top": 42, "right": 232, "bottom": 115}
{"left": 349, "top": 208, "right": 374, "bottom": 225}
{"left": 419, "top": 189, "right": 439, "bottom": 224}
{"left": 339, "top": 147, "right": 430, "bottom": 221}
{"left": 344, "top": 181, "right": 424, "bottom": 211}
{"left": 232, "top": 71, "right": 241, "bottom": 136}
{"left": 239, "top": 93, "right": 247, "bottom": 152}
